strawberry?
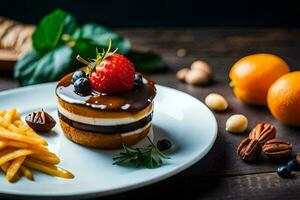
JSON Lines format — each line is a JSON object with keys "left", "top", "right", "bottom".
{"left": 76, "top": 40, "right": 135, "bottom": 94}
{"left": 90, "top": 53, "right": 135, "bottom": 94}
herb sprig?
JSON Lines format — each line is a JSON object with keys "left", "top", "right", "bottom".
{"left": 113, "top": 136, "right": 170, "bottom": 168}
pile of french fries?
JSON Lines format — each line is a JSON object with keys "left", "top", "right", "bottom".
{"left": 0, "top": 108, "right": 74, "bottom": 182}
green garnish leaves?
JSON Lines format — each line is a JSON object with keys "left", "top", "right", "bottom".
{"left": 112, "top": 137, "right": 170, "bottom": 169}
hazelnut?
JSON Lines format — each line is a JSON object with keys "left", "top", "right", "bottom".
{"left": 226, "top": 114, "right": 248, "bottom": 133}
{"left": 176, "top": 68, "right": 189, "bottom": 81}
{"left": 25, "top": 110, "right": 56, "bottom": 132}
{"left": 185, "top": 69, "right": 210, "bottom": 85}
{"left": 205, "top": 93, "right": 228, "bottom": 111}
{"left": 191, "top": 60, "right": 213, "bottom": 79}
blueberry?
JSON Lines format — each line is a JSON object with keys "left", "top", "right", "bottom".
{"left": 277, "top": 165, "right": 293, "bottom": 178}
{"left": 72, "top": 70, "right": 87, "bottom": 83}
{"left": 74, "top": 77, "right": 91, "bottom": 95}
{"left": 134, "top": 74, "right": 144, "bottom": 86}
{"left": 287, "top": 160, "right": 300, "bottom": 171}
{"left": 157, "top": 139, "right": 172, "bottom": 151}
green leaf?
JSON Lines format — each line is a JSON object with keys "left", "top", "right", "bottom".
{"left": 72, "top": 38, "right": 101, "bottom": 60}
{"left": 79, "top": 23, "right": 130, "bottom": 54}
{"left": 32, "top": 9, "right": 77, "bottom": 51}
{"left": 126, "top": 50, "right": 168, "bottom": 73}
{"left": 62, "top": 13, "right": 78, "bottom": 35}
{"left": 14, "top": 46, "right": 74, "bottom": 86}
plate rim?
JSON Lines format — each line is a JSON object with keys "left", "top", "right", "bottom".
{"left": 0, "top": 82, "right": 218, "bottom": 198}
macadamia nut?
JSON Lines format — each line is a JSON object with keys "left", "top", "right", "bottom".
{"left": 205, "top": 93, "right": 228, "bottom": 111}
{"left": 226, "top": 114, "right": 248, "bottom": 133}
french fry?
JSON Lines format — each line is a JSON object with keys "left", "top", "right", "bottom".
{"left": 29, "top": 145, "right": 57, "bottom": 157}
{"left": 6, "top": 156, "right": 26, "bottom": 181}
{"left": 0, "top": 161, "right": 21, "bottom": 182}
{"left": 13, "top": 120, "right": 25, "bottom": 128}
{"left": 24, "top": 157, "right": 56, "bottom": 169}
{"left": 0, "top": 141, "right": 7, "bottom": 151}
{"left": 1, "top": 161, "right": 10, "bottom": 172}
{"left": 12, "top": 111, "right": 20, "bottom": 122}
{"left": 0, "top": 149, "right": 33, "bottom": 166}
{"left": 20, "top": 166, "right": 33, "bottom": 180}
{"left": 9, "top": 172, "right": 21, "bottom": 182}
{"left": 0, "top": 127, "right": 45, "bottom": 145}
{"left": 0, "top": 147, "right": 15, "bottom": 157}
{"left": 24, "top": 158, "right": 74, "bottom": 179}
{"left": 29, "top": 153, "right": 60, "bottom": 165}
{"left": 0, "top": 110, "right": 5, "bottom": 117}
{"left": 8, "top": 124, "right": 28, "bottom": 134}
{"left": 4, "top": 108, "right": 16, "bottom": 124}
{"left": 1, "top": 162, "right": 21, "bottom": 182}
{"left": 4, "top": 140, "right": 28, "bottom": 149}
{"left": 0, "top": 117, "right": 10, "bottom": 129}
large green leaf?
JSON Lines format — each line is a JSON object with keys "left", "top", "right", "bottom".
{"left": 14, "top": 46, "right": 74, "bottom": 86}
{"left": 32, "top": 9, "right": 77, "bottom": 51}
{"left": 126, "top": 51, "right": 168, "bottom": 73}
{"left": 72, "top": 38, "right": 102, "bottom": 61}
{"left": 79, "top": 23, "right": 130, "bottom": 54}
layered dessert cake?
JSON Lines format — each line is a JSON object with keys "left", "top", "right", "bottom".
{"left": 56, "top": 42, "right": 156, "bottom": 149}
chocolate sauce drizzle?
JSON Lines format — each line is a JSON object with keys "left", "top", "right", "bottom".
{"left": 56, "top": 71, "right": 156, "bottom": 113}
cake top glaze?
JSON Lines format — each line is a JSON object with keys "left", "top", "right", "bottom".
{"left": 56, "top": 70, "right": 156, "bottom": 113}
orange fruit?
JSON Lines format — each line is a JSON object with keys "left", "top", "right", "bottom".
{"left": 229, "top": 53, "right": 289, "bottom": 105}
{"left": 267, "top": 71, "right": 300, "bottom": 126}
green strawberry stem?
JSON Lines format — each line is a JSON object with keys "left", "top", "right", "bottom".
{"left": 76, "top": 38, "right": 117, "bottom": 76}
{"left": 76, "top": 55, "right": 90, "bottom": 66}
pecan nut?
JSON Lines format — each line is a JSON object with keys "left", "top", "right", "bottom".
{"left": 249, "top": 123, "right": 276, "bottom": 144}
{"left": 25, "top": 110, "right": 56, "bottom": 132}
{"left": 237, "top": 137, "right": 261, "bottom": 161}
{"left": 262, "top": 139, "right": 292, "bottom": 160}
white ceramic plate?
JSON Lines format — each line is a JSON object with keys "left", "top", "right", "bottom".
{"left": 0, "top": 83, "right": 217, "bottom": 199}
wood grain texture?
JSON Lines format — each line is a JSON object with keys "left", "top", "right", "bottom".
{"left": 0, "top": 28, "right": 300, "bottom": 199}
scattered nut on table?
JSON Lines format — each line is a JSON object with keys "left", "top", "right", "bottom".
{"left": 226, "top": 114, "right": 248, "bottom": 133}
{"left": 191, "top": 60, "right": 213, "bottom": 79}
{"left": 262, "top": 139, "right": 292, "bottom": 160}
{"left": 176, "top": 60, "right": 213, "bottom": 86}
{"left": 237, "top": 137, "right": 262, "bottom": 161}
{"left": 185, "top": 69, "right": 210, "bottom": 85}
{"left": 249, "top": 123, "right": 276, "bottom": 144}
{"left": 205, "top": 93, "right": 228, "bottom": 111}
{"left": 176, "top": 48, "right": 187, "bottom": 57}
{"left": 176, "top": 68, "right": 189, "bottom": 81}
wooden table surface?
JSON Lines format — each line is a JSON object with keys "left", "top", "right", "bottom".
{"left": 1, "top": 28, "right": 300, "bottom": 200}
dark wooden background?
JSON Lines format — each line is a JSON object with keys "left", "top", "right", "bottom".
{"left": 1, "top": 0, "right": 300, "bottom": 27}
{"left": 1, "top": 28, "right": 300, "bottom": 199}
